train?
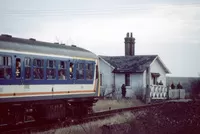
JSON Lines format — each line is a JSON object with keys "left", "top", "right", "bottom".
{"left": 0, "top": 34, "right": 100, "bottom": 125}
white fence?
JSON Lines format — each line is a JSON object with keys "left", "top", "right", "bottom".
{"left": 149, "top": 85, "right": 186, "bottom": 100}
{"left": 101, "top": 85, "right": 186, "bottom": 101}
{"left": 150, "top": 85, "right": 167, "bottom": 99}
{"left": 168, "top": 89, "right": 186, "bottom": 99}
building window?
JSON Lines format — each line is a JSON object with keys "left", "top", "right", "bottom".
{"left": 100, "top": 73, "right": 102, "bottom": 86}
{"left": 33, "top": 59, "right": 44, "bottom": 80}
{"left": 0, "top": 56, "right": 12, "bottom": 79}
{"left": 58, "top": 61, "right": 66, "bottom": 80}
{"left": 46, "top": 60, "right": 56, "bottom": 80}
{"left": 86, "top": 63, "right": 93, "bottom": 80}
{"left": 76, "top": 63, "right": 84, "bottom": 79}
{"left": 24, "top": 58, "right": 31, "bottom": 80}
{"left": 125, "top": 74, "right": 130, "bottom": 86}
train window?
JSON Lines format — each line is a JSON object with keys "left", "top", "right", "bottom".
{"left": 0, "top": 56, "right": 12, "bottom": 79}
{"left": 76, "top": 63, "right": 84, "bottom": 79}
{"left": 46, "top": 60, "right": 56, "bottom": 80}
{"left": 0, "top": 56, "right": 11, "bottom": 66}
{"left": 24, "top": 58, "right": 31, "bottom": 80}
{"left": 86, "top": 63, "right": 93, "bottom": 80}
{"left": 15, "top": 58, "right": 21, "bottom": 78}
{"left": 58, "top": 61, "right": 66, "bottom": 80}
{"left": 33, "top": 59, "right": 44, "bottom": 80}
{"left": 69, "top": 62, "right": 74, "bottom": 79}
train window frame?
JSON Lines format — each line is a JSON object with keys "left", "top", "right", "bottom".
{"left": 76, "top": 62, "right": 85, "bottom": 80}
{"left": 24, "top": 57, "right": 31, "bottom": 80}
{"left": 58, "top": 60, "right": 67, "bottom": 80}
{"left": 86, "top": 63, "right": 94, "bottom": 80}
{"left": 33, "top": 58, "right": 44, "bottom": 80}
{"left": 0, "top": 55, "right": 12, "bottom": 80}
{"left": 46, "top": 60, "right": 56, "bottom": 80}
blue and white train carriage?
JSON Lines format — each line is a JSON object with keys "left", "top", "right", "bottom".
{"left": 0, "top": 34, "right": 100, "bottom": 125}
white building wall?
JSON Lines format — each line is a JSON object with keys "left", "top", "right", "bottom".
{"left": 114, "top": 73, "right": 144, "bottom": 98}
{"left": 131, "top": 73, "right": 143, "bottom": 90}
{"left": 103, "top": 72, "right": 144, "bottom": 98}
{"left": 114, "top": 73, "right": 124, "bottom": 98}
{"left": 143, "top": 70, "right": 147, "bottom": 88}
{"left": 115, "top": 73, "right": 125, "bottom": 90}
{"left": 99, "top": 58, "right": 114, "bottom": 95}
{"left": 150, "top": 59, "right": 167, "bottom": 86}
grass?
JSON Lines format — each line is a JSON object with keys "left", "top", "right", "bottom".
{"left": 93, "top": 98, "right": 144, "bottom": 112}
{"left": 32, "top": 112, "right": 135, "bottom": 134}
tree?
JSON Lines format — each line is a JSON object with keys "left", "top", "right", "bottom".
{"left": 191, "top": 78, "right": 200, "bottom": 100}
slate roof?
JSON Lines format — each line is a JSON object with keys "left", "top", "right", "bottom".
{"left": 99, "top": 55, "right": 158, "bottom": 73}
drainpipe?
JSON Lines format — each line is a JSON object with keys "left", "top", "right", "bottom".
{"left": 146, "top": 67, "right": 151, "bottom": 103}
{"left": 113, "top": 73, "right": 116, "bottom": 98}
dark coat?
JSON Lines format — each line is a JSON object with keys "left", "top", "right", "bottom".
{"left": 121, "top": 84, "right": 126, "bottom": 94}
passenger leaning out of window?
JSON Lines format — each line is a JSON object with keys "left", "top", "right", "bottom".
{"left": 16, "top": 60, "right": 21, "bottom": 77}
{"left": 59, "top": 71, "right": 65, "bottom": 80}
{"left": 69, "top": 63, "right": 74, "bottom": 79}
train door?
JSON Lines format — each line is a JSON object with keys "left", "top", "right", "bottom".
{"left": 14, "top": 55, "right": 24, "bottom": 85}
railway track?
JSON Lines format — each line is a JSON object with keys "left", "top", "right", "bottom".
{"left": 0, "top": 101, "right": 168, "bottom": 134}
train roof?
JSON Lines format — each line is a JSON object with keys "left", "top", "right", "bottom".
{"left": 0, "top": 34, "right": 97, "bottom": 59}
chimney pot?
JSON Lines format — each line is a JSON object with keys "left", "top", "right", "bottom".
{"left": 127, "top": 33, "right": 129, "bottom": 37}
{"left": 131, "top": 33, "right": 133, "bottom": 37}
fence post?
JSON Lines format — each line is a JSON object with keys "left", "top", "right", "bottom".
{"left": 167, "top": 86, "right": 169, "bottom": 100}
{"left": 145, "top": 85, "right": 151, "bottom": 104}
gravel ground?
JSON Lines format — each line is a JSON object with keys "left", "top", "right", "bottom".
{"left": 129, "top": 101, "right": 200, "bottom": 134}
{"left": 101, "top": 101, "right": 200, "bottom": 134}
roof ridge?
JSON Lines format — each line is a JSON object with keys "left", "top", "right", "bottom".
{"left": 99, "top": 55, "right": 158, "bottom": 57}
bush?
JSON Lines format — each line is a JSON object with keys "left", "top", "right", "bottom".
{"left": 191, "top": 78, "right": 200, "bottom": 100}
{"left": 135, "top": 86, "right": 144, "bottom": 101}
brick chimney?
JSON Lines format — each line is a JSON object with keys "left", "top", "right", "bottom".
{"left": 124, "top": 32, "right": 135, "bottom": 56}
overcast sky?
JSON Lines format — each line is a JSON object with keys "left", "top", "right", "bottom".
{"left": 0, "top": 0, "right": 200, "bottom": 77}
